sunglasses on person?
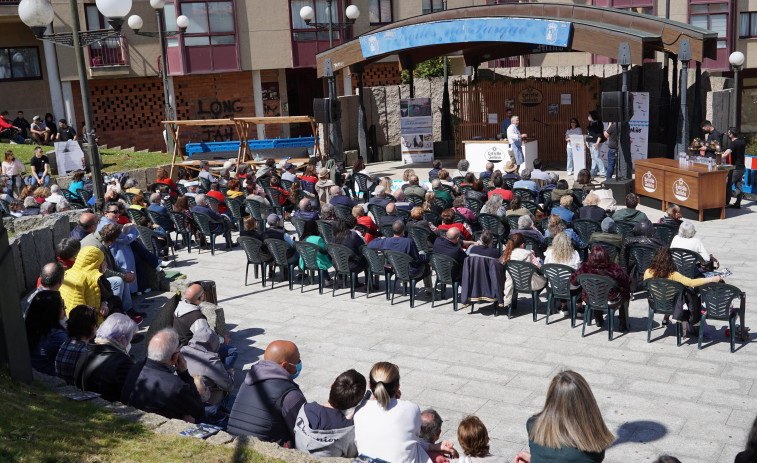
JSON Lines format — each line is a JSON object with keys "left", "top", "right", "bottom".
{"left": 106, "top": 209, "right": 119, "bottom": 214}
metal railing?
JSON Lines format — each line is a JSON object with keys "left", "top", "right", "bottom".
{"left": 87, "top": 33, "right": 129, "bottom": 67}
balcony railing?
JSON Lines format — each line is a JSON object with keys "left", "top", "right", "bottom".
{"left": 88, "top": 34, "right": 129, "bottom": 67}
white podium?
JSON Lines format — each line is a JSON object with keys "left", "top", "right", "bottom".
{"left": 463, "top": 140, "right": 539, "bottom": 175}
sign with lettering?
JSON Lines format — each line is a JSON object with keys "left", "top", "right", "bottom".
{"left": 400, "top": 98, "right": 434, "bottom": 164}
{"left": 360, "top": 18, "right": 572, "bottom": 58}
{"left": 642, "top": 170, "right": 657, "bottom": 193}
{"left": 518, "top": 87, "right": 543, "bottom": 107}
{"left": 486, "top": 146, "right": 505, "bottom": 162}
{"left": 672, "top": 177, "right": 690, "bottom": 201}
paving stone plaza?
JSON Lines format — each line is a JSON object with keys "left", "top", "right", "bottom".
{"left": 174, "top": 160, "right": 756, "bottom": 463}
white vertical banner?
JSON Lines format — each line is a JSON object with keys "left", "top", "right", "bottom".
{"left": 54, "top": 141, "right": 85, "bottom": 176}
{"left": 569, "top": 134, "right": 586, "bottom": 180}
{"left": 598, "top": 92, "right": 650, "bottom": 168}
{"left": 400, "top": 98, "right": 434, "bottom": 164}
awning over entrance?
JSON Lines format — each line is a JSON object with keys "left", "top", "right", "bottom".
{"left": 316, "top": 3, "right": 718, "bottom": 77}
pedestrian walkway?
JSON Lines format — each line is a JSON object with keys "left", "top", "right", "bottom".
{"left": 174, "top": 160, "right": 756, "bottom": 463}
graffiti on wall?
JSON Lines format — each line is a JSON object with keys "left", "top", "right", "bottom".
{"left": 195, "top": 98, "right": 245, "bottom": 142}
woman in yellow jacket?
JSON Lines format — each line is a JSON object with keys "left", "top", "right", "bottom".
{"left": 60, "top": 246, "right": 106, "bottom": 322}
{"left": 644, "top": 247, "right": 723, "bottom": 325}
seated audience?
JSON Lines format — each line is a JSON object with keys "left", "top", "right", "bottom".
{"left": 368, "top": 221, "right": 432, "bottom": 293}
{"left": 121, "top": 329, "right": 204, "bottom": 422}
{"left": 320, "top": 203, "right": 336, "bottom": 221}
{"left": 531, "top": 158, "right": 550, "bottom": 181}
{"left": 545, "top": 232, "right": 581, "bottom": 269}
{"left": 26, "top": 261, "right": 66, "bottom": 315}
{"left": 465, "top": 179, "right": 488, "bottom": 203}
{"left": 192, "top": 194, "right": 234, "bottom": 249}
{"left": 503, "top": 160, "right": 521, "bottom": 180}
{"left": 488, "top": 174, "right": 513, "bottom": 201}
{"left": 379, "top": 202, "right": 402, "bottom": 227}
{"left": 182, "top": 324, "right": 235, "bottom": 426}
{"left": 424, "top": 189, "right": 445, "bottom": 214}
{"left": 124, "top": 178, "right": 143, "bottom": 196}
{"left": 315, "top": 168, "right": 335, "bottom": 205}
{"left": 517, "top": 370, "right": 614, "bottom": 463}
{"left": 353, "top": 205, "right": 378, "bottom": 243}
{"left": 39, "top": 201, "right": 55, "bottom": 215}
{"left": 299, "top": 220, "right": 333, "bottom": 283}
{"left": 129, "top": 195, "right": 148, "bottom": 211}
{"left": 74, "top": 313, "right": 138, "bottom": 402}
{"left": 659, "top": 204, "right": 682, "bottom": 227}
{"left": 330, "top": 184, "right": 357, "bottom": 208}
{"left": 429, "top": 160, "right": 443, "bottom": 179}
{"left": 511, "top": 215, "right": 545, "bottom": 245}
{"left": 482, "top": 194, "right": 507, "bottom": 217}
{"left": 469, "top": 231, "right": 501, "bottom": 259}
{"left": 421, "top": 410, "right": 460, "bottom": 463}
{"left": 294, "top": 369, "right": 367, "bottom": 457}
{"left": 431, "top": 179, "right": 454, "bottom": 207}
{"left": 458, "top": 415, "right": 508, "bottom": 463}
{"left": 453, "top": 159, "right": 470, "bottom": 179}
{"left": 59, "top": 246, "right": 107, "bottom": 320}
{"left": 25, "top": 290, "right": 67, "bottom": 376}
{"left": 369, "top": 185, "right": 393, "bottom": 207}
{"left": 621, "top": 219, "right": 665, "bottom": 276}
{"left": 438, "top": 208, "right": 473, "bottom": 241}
{"left": 502, "top": 233, "right": 546, "bottom": 307}
{"left": 56, "top": 199, "right": 71, "bottom": 213}
{"left": 570, "top": 245, "right": 631, "bottom": 331}
{"left": 354, "top": 362, "right": 455, "bottom": 463}
{"left": 588, "top": 217, "right": 624, "bottom": 252}
{"left": 572, "top": 168, "right": 598, "bottom": 191}
{"left": 227, "top": 340, "right": 307, "bottom": 447}
{"left": 294, "top": 198, "right": 320, "bottom": 222}
{"left": 437, "top": 169, "right": 457, "bottom": 193}
{"left": 407, "top": 206, "right": 437, "bottom": 246}
{"left": 670, "top": 221, "right": 714, "bottom": 264}
{"left": 505, "top": 196, "right": 531, "bottom": 219}
{"left": 156, "top": 168, "right": 178, "bottom": 197}
{"left": 70, "top": 212, "right": 98, "bottom": 240}
{"left": 612, "top": 193, "right": 648, "bottom": 225}
{"left": 47, "top": 184, "right": 64, "bottom": 203}
{"left": 545, "top": 214, "right": 583, "bottom": 248}
{"left": 551, "top": 195, "right": 576, "bottom": 224}
{"left": 393, "top": 188, "right": 413, "bottom": 211}
{"left": 432, "top": 227, "right": 468, "bottom": 279}
{"left": 550, "top": 179, "right": 572, "bottom": 204}
{"left": 21, "top": 196, "right": 40, "bottom": 216}
{"left": 55, "top": 304, "right": 98, "bottom": 384}
{"left": 404, "top": 175, "right": 427, "bottom": 198}
{"left": 578, "top": 192, "right": 607, "bottom": 223}
{"left": 148, "top": 193, "right": 172, "bottom": 230}
{"left": 513, "top": 169, "right": 538, "bottom": 195}
{"left": 332, "top": 217, "right": 368, "bottom": 274}
{"left": 239, "top": 216, "right": 264, "bottom": 241}
{"left": 207, "top": 183, "right": 229, "bottom": 214}
{"left": 452, "top": 196, "right": 476, "bottom": 223}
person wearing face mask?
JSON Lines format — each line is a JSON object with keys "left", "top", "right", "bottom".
{"left": 73, "top": 313, "right": 138, "bottom": 402}
{"left": 120, "top": 328, "right": 205, "bottom": 422}
{"left": 585, "top": 110, "right": 606, "bottom": 177}
{"left": 294, "top": 369, "right": 368, "bottom": 457}
{"left": 227, "top": 340, "right": 307, "bottom": 447}
{"left": 55, "top": 304, "right": 98, "bottom": 384}
{"left": 25, "top": 290, "right": 69, "bottom": 376}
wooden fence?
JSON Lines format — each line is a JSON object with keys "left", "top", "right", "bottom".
{"left": 453, "top": 77, "right": 599, "bottom": 166}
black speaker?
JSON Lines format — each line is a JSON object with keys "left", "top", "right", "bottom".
{"left": 600, "top": 178, "right": 635, "bottom": 200}
{"left": 601, "top": 92, "right": 634, "bottom": 122}
{"left": 313, "top": 98, "right": 342, "bottom": 124}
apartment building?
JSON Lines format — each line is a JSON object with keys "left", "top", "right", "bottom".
{"left": 0, "top": 0, "right": 751, "bottom": 152}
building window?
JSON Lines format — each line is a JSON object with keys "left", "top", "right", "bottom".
{"left": 689, "top": 3, "right": 728, "bottom": 49}
{"left": 181, "top": 1, "right": 236, "bottom": 47}
{"left": 369, "top": 0, "right": 392, "bottom": 24}
{"left": 422, "top": 0, "right": 443, "bottom": 14}
{"left": 290, "top": 0, "right": 341, "bottom": 42}
{"left": 0, "top": 47, "right": 42, "bottom": 81}
{"left": 740, "top": 12, "right": 757, "bottom": 38}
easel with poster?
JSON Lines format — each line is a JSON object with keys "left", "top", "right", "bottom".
{"left": 54, "top": 140, "right": 85, "bottom": 176}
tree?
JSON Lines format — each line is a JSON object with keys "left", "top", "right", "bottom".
{"left": 401, "top": 57, "right": 445, "bottom": 84}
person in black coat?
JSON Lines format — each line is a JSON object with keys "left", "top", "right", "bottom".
{"left": 121, "top": 328, "right": 204, "bottom": 423}
{"left": 330, "top": 217, "right": 367, "bottom": 274}
{"left": 74, "top": 313, "right": 138, "bottom": 402}
{"left": 431, "top": 227, "right": 467, "bottom": 280}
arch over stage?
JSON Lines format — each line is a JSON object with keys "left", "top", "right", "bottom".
{"left": 316, "top": 3, "right": 718, "bottom": 77}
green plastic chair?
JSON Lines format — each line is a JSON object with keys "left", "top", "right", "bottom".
{"left": 541, "top": 264, "right": 580, "bottom": 327}
{"left": 429, "top": 253, "right": 462, "bottom": 311}
{"left": 505, "top": 260, "right": 544, "bottom": 320}
{"left": 205, "top": 195, "right": 222, "bottom": 214}
{"left": 169, "top": 211, "right": 192, "bottom": 253}
{"left": 407, "top": 225, "right": 433, "bottom": 254}
{"left": 615, "top": 221, "right": 635, "bottom": 240}
{"left": 327, "top": 243, "right": 361, "bottom": 299}
{"left": 423, "top": 210, "right": 441, "bottom": 227}
{"left": 653, "top": 223, "right": 679, "bottom": 247}
{"left": 572, "top": 219, "right": 602, "bottom": 246}
{"left": 384, "top": 250, "right": 428, "bottom": 308}
{"left": 477, "top": 213, "right": 507, "bottom": 251}
{"left": 295, "top": 241, "right": 328, "bottom": 294}
{"left": 244, "top": 199, "right": 270, "bottom": 232}
{"left": 291, "top": 217, "right": 307, "bottom": 240}
{"left": 361, "top": 246, "right": 391, "bottom": 300}
{"left": 239, "top": 236, "right": 267, "bottom": 286}
{"left": 643, "top": 278, "right": 684, "bottom": 345}
{"left": 264, "top": 238, "right": 295, "bottom": 290}
{"left": 333, "top": 205, "right": 353, "bottom": 220}
{"left": 670, "top": 248, "right": 706, "bottom": 280}
{"left": 576, "top": 273, "right": 627, "bottom": 341}
{"left": 192, "top": 211, "right": 226, "bottom": 256}
{"left": 316, "top": 220, "right": 334, "bottom": 243}
{"left": 698, "top": 283, "right": 745, "bottom": 353}
{"left": 125, "top": 208, "right": 149, "bottom": 225}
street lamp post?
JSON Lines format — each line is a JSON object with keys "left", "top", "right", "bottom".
{"left": 729, "top": 51, "right": 745, "bottom": 130}
{"left": 18, "top": 0, "right": 133, "bottom": 212}
{"left": 128, "top": 0, "right": 189, "bottom": 156}
{"left": 299, "top": 2, "right": 360, "bottom": 163}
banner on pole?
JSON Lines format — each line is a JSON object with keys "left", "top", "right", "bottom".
{"left": 400, "top": 98, "right": 434, "bottom": 164}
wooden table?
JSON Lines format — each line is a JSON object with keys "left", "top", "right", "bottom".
{"left": 634, "top": 158, "right": 730, "bottom": 221}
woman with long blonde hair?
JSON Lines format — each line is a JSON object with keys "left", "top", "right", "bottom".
{"left": 516, "top": 370, "right": 614, "bottom": 463}
{"left": 423, "top": 191, "right": 442, "bottom": 214}
{"left": 544, "top": 232, "right": 580, "bottom": 269}
{"left": 354, "top": 362, "right": 455, "bottom": 463}
{"left": 502, "top": 233, "right": 546, "bottom": 307}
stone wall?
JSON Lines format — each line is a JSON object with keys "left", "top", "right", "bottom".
{"left": 53, "top": 164, "right": 175, "bottom": 190}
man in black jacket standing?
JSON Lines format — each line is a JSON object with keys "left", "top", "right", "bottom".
{"left": 723, "top": 127, "right": 746, "bottom": 209}
{"left": 121, "top": 328, "right": 204, "bottom": 423}
{"left": 227, "top": 340, "right": 307, "bottom": 447}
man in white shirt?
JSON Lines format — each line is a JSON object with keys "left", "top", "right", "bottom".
{"left": 531, "top": 158, "right": 550, "bottom": 181}
{"left": 506, "top": 115, "right": 527, "bottom": 168}
{"left": 198, "top": 161, "right": 217, "bottom": 184}
{"left": 30, "top": 115, "right": 51, "bottom": 144}
{"left": 282, "top": 163, "right": 299, "bottom": 183}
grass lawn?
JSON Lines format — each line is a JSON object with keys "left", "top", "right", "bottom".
{"left": 1, "top": 142, "right": 171, "bottom": 176}
{"left": 0, "top": 368, "right": 281, "bottom": 463}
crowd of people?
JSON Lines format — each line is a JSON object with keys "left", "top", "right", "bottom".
{"left": 16, "top": 153, "right": 751, "bottom": 462}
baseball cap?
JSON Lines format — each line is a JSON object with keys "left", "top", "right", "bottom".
{"left": 33, "top": 115, "right": 41, "bottom": 121}
{"left": 284, "top": 163, "right": 295, "bottom": 170}
{"left": 266, "top": 213, "right": 281, "bottom": 225}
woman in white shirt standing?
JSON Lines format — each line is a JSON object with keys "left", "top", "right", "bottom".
{"left": 2, "top": 150, "right": 26, "bottom": 198}
{"left": 565, "top": 118, "right": 583, "bottom": 177}
{"left": 354, "top": 362, "right": 455, "bottom": 463}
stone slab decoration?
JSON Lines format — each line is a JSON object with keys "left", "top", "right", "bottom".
{"left": 16, "top": 232, "right": 39, "bottom": 292}
{"left": 31, "top": 227, "right": 55, "bottom": 273}
{"left": 51, "top": 216, "right": 69, "bottom": 248}
{"left": 9, "top": 234, "right": 25, "bottom": 296}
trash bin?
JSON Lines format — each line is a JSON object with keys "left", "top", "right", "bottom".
{"left": 192, "top": 280, "right": 217, "bottom": 304}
